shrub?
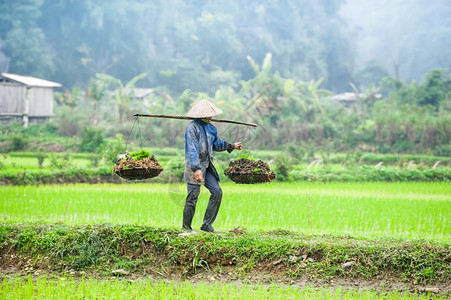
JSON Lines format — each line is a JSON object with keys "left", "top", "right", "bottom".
{"left": 88, "top": 155, "right": 101, "bottom": 168}
{"left": 290, "top": 166, "right": 451, "bottom": 182}
{"left": 78, "top": 127, "right": 105, "bottom": 153}
{"left": 287, "top": 144, "right": 305, "bottom": 162}
{"left": 11, "top": 134, "right": 28, "bottom": 151}
{"left": 56, "top": 108, "right": 83, "bottom": 137}
{"left": 434, "top": 145, "right": 451, "bottom": 157}
{"left": 0, "top": 167, "right": 120, "bottom": 185}
{"left": 36, "top": 149, "right": 47, "bottom": 169}
{"left": 273, "top": 155, "right": 293, "bottom": 181}
{"left": 103, "top": 134, "right": 125, "bottom": 164}
{"left": 165, "top": 156, "right": 185, "bottom": 182}
{"left": 393, "top": 140, "right": 415, "bottom": 153}
{"left": 49, "top": 153, "right": 73, "bottom": 169}
{"left": 44, "top": 122, "right": 59, "bottom": 134}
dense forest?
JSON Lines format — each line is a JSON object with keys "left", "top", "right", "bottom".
{"left": 341, "top": 0, "right": 451, "bottom": 85}
{"left": 1, "top": 0, "right": 449, "bottom": 93}
{"left": 0, "top": 0, "right": 354, "bottom": 92}
{"left": 0, "top": 0, "right": 450, "bottom": 155}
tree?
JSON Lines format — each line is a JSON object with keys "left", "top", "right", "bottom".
{"left": 349, "top": 82, "right": 381, "bottom": 120}
{"left": 37, "top": 0, "right": 151, "bottom": 88}
{"left": 86, "top": 79, "right": 106, "bottom": 126}
{"left": 418, "top": 69, "right": 450, "bottom": 110}
{"left": 96, "top": 73, "right": 147, "bottom": 124}
{"left": 1, "top": 0, "right": 54, "bottom": 77}
{"left": 55, "top": 88, "right": 81, "bottom": 110}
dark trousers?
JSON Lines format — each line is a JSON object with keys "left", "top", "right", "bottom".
{"left": 183, "top": 166, "right": 222, "bottom": 231}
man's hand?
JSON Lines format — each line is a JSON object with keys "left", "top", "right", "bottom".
{"left": 234, "top": 142, "right": 242, "bottom": 150}
{"left": 194, "top": 169, "right": 203, "bottom": 183}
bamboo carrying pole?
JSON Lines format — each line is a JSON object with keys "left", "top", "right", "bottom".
{"left": 133, "top": 113, "right": 257, "bottom": 127}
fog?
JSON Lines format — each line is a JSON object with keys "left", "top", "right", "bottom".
{"left": 340, "top": 0, "right": 451, "bottom": 81}
{"left": 0, "top": 0, "right": 450, "bottom": 92}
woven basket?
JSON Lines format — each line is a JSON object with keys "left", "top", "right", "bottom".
{"left": 227, "top": 172, "right": 276, "bottom": 184}
{"left": 115, "top": 167, "right": 163, "bottom": 180}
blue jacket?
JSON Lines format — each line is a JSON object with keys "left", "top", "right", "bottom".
{"left": 184, "top": 119, "right": 231, "bottom": 184}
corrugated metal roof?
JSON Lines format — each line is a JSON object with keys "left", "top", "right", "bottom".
{"left": 331, "top": 92, "right": 360, "bottom": 101}
{"left": 124, "top": 87, "right": 154, "bottom": 99}
{"left": 0, "top": 72, "right": 62, "bottom": 88}
{"left": 332, "top": 92, "right": 383, "bottom": 102}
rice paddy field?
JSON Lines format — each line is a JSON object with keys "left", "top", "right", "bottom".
{"left": 1, "top": 182, "right": 450, "bottom": 242}
{"left": 0, "top": 276, "right": 441, "bottom": 300}
{"left": 1, "top": 181, "right": 450, "bottom": 299}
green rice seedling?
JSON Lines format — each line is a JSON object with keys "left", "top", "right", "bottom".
{"left": 0, "top": 182, "right": 449, "bottom": 242}
{"left": 127, "top": 149, "right": 152, "bottom": 161}
{"left": 235, "top": 153, "right": 257, "bottom": 160}
{"left": 0, "top": 154, "right": 96, "bottom": 170}
{"left": 0, "top": 276, "right": 445, "bottom": 299}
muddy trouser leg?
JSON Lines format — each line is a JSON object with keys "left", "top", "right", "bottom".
{"left": 201, "top": 166, "right": 222, "bottom": 231}
{"left": 183, "top": 183, "right": 200, "bottom": 231}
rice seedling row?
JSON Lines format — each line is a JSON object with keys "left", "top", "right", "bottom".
{"left": 0, "top": 275, "right": 445, "bottom": 300}
{"left": 1, "top": 182, "right": 449, "bottom": 242}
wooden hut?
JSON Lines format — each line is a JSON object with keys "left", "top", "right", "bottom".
{"left": 0, "top": 73, "right": 62, "bottom": 127}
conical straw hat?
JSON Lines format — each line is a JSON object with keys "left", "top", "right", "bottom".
{"left": 186, "top": 99, "right": 223, "bottom": 118}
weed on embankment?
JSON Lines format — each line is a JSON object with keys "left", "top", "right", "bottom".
{"left": 1, "top": 224, "right": 449, "bottom": 289}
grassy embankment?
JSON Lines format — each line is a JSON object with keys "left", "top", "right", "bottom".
{"left": 0, "top": 223, "right": 450, "bottom": 298}
{"left": 1, "top": 182, "right": 450, "bottom": 295}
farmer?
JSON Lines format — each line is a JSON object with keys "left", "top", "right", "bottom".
{"left": 183, "top": 99, "right": 242, "bottom": 233}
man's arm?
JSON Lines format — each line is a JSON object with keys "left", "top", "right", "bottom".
{"left": 186, "top": 125, "right": 201, "bottom": 171}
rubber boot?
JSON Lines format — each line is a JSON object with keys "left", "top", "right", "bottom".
{"left": 201, "top": 168, "right": 222, "bottom": 232}
{"left": 183, "top": 183, "right": 200, "bottom": 231}
{"left": 182, "top": 205, "right": 195, "bottom": 232}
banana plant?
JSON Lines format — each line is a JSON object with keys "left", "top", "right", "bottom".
{"left": 349, "top": 82, "right": 381, "bottom": 120}
{"left": 96, "top": 73, "right": 147, "bottom": 124}
{"left": 86, "top": 79, "right": 106, "bottom": 125}
{"left": 286, "top": 78, "right": 331, "bottom": 123}
{"left": 56, "top": 87, "right": 80, "bottom": 109}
